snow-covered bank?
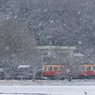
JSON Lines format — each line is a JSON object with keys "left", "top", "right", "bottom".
{"left": 0, "top": 86, "right": 95, "bottom": 95}
{"left": 0, "top": 80, "right": 95, "bottom": 95}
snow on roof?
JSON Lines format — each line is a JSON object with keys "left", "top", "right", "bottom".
{"left": 73, "top": 53, "right": 85, "bottom": 57}
{"left": 17, "top": 65, "right": 30, "bottom": 68}
{"left": 0, "top": 68, "right": 4, "bottom": 72}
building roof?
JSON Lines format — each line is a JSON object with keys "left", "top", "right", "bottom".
{"left": 36, "top": 46, "right": 76, "bottom": 50}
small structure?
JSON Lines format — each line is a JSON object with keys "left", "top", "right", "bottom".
{"left": 17, "top": 65, "right": 30, "bottom": 69}
{"left": 14, "top": 65, "right": 32, "bottom": 80}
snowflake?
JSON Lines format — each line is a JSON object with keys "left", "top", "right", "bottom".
{"left": 14, "top": 15, "right": 17, "bottom": 19}
{"left": 49, "top": 20, "right": 54, "bottom": 23}
{"left": 5, "top": 46, "right": 9, "bottom": 50}
{"left": 78, "top": 41, "right": 82, "bottom": 44}
{"left": 6, "top": 16, "right": 9, "bottom": 19}
{"left": 44, "top": 9, "right": 47, "bottom": 12}
{"left": 9, "top": 12, "right": 12, "bottom": 15}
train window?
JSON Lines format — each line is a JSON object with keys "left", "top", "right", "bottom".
{"left": 80, "top": 66, "right": 85, "bottom": 71}
{"left": 86, "top": 66, "right": 91, "bottom": 70}
{"left": 44, "top": 67, "right": 47, "bottom": 71}
{"left": 48, "top": 67, "right": 52, "bottom": 71}
{"left": 92, "top": 66, "right": 95, "bottom": 70}
{"left": 54, "top": 67, "right": 58, "bottom": 71}
{"left": 59, "top": 67, "right": 64, "bottom": 71}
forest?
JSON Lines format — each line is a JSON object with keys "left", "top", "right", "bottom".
{"left": 0, "top": 0, "right": 95, "bottom": 68}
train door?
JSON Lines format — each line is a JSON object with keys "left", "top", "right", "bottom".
{"left": 85, "top": 65, "right": 94, "bottom": 77}
{"left": 47, "top": 66, "right": 52, "bottom": 71}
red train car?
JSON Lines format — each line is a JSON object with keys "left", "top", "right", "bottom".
{"left": 76, "top": 65, "right": 95, "bottom": 78}
{"left": 42, "top": 64, "right": 95, "bottom": 80}
{"left": 42, "top": 65, "right": 67, "bottom": 79}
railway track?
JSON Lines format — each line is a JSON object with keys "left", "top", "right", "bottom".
{"left": 0, "top": 79, "right": 95, "bottom": 86}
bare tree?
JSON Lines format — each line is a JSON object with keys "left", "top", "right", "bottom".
{"left": 0, "top": 18, "right": 36, "bottom": 55}
{"left": 0, "top": 18, "right": 37, "bottom": 68}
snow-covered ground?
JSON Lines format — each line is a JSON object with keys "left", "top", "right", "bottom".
{"left": 0, "top": 79, "right": 95, "bottom": 95}
{"left": 0, "top": 85, "right": 95, "bottom": 95}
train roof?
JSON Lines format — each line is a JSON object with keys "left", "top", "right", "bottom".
{"left": 43, "top": 63, "right": 94, "bottom": 66}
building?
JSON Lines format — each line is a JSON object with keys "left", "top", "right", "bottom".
{"left": 36, "top": 46, "right": 76, "bottom": 63}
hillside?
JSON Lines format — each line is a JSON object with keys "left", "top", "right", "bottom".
{"left": 0, "top": 0, "right": 95, "bottom": 61}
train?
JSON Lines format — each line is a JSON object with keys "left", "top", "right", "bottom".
{"left": 0, "top": 64, "right": 95, "bottom": 81}
{"left": 42, "top": 64, "right": 95, "bottom": 81}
